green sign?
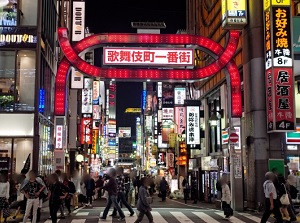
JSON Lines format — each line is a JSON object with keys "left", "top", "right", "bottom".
{"left": 293, "top": 17, "right": 300, "bottom": 54}
{"left": 268, "top": 159, "right": 285, "bottom": 177}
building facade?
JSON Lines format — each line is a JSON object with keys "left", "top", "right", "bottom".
{"left": 187, "top": 0, "right": 300, "bottom": 209}
{"left": 0, "top": 0, "right": 59, "bottom": 174}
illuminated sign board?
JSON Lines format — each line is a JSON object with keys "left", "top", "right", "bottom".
{"left": 39, "top": 89, "right": 45, "bottom": 113}
{"left": 174, "top": 87, "right": 186, "bottom": 105}
{"left": 81, "top": 114, "right": 92, "bottom": 145}
{"left": 186, "top": 106, "right": 200, "bottom": 145}
{"left": 222, "top": 0, "right": 247, "bottom": 29}
{"left": 264, "top": 1, "right": 295, "bottom": 132}
{"left": 103, "top": 47, "right": 194, "bottom": 66}
{"left": 72, "top": 1, "right": 85, "bottom": 41}
{"left": 118, "top": 127, "right": 131, "bottom": 138}
{"left": 0, "top": 27, "right": 37, "bottom": 48}
{"left": 55, "top": 125, "right": 63, "bottom": 149}
{"left": 82, "top": 78, "right": 93, "bottom": 114}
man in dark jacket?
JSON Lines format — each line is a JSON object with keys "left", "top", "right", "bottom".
{"left": 159, "top": 177, "right": 168, "bottom": 202}
{"left": 99, "top": 168, "right": 126, "bottom": 221}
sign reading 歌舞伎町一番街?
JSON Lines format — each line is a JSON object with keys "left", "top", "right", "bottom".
{"left": 264, "top": 0, "right": 295, "bottom": 133}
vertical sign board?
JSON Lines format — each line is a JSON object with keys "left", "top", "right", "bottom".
{"left": 55, "top": 125, "right": 63, "bottom": 149}
{"left": 174, "top": 107, "right": 186, "bottom": 135}
{"left": 109, "top": 82, "right": 116, "bottom": 120}
{"left": 82, "top": 78, "right": 93, "bottom": 114}
{"left": 91, "top": 129, "right": 99, "bottom": 154}
{"left": 71, "top": 67, "right": 84, "bottom": 89}
{"left": 72, "top": 1, "right": 85, "bottom": 41}
{"left": 222, "top": 0, "right": 247, "bottom": 29}
{"left": 186, "top": 106, "right": 200, "bottom": 145}
{"left": 264, "top": 0, "right": 295, "bottom": 132}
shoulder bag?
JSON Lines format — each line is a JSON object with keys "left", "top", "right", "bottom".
{"left": 280, "top": 183, "right": 290, "bottom": 205}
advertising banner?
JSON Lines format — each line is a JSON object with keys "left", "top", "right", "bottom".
{"left": 119, "top": 127, "right": 131, "bottom": 138}
{"left": 109, "top": 82, "right": 116, "bottom": 119}
{"left": 72, "top": 1, "right": 85, "bottom": 41}
{"left": 161, "top": 120, "right": 174, "bottom": 143}
{"left": 174, "top": 107, "right": 186, "bottom": 134}
{"left": 0, "top": 0, "right": 17, "bottom": 27}
{"left": 174, "top": 87, "right": 186, "bottom": 105}
{"left": 222, "top": 0, "right": 247, "bottom": 29}
{"left": 145, "top": 91, "right": 154, "bottom": 115}
{"left": 70, "top": 67, "right": 84, "bottom": 89}
{"left": 0, "top": 27, "right": 37, "bottom": 48}
{"left": 80, "top": 115, "right": 92, "bottom": 145}
{"left": 92, "top": 81, "right": 100, "bottom": 105}
{"left": 91, "top": 129, "right": 99, "bottom": 154}
{"left": 186, "top": 106, "right": 200, "bottom": 145}
{"left": 264, "top": 3, "right": 295, "bottom": 132}
{"left": 82, "top": 78, "right": 93, "bottom": 114}
{"left": 103, "top": 47, "right": 193, "bottom": 66}
{"left": 162, "top": 83, "right": 174, "bottom": 107}
{"left": 157, "top": 152, "right": 165, "bottom": 165}
{"left": 162, "top": 108, "right": 174, "bottom": 120}
{"left": 55, "top": 125, "right": 63, "bottom": 149}
{"left": 166, "top": 153, "right": 175, "bottom": 168}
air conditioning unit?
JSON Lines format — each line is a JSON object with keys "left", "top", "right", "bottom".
{"left": 296, "top": 3, "right": 300, "bottom": 16}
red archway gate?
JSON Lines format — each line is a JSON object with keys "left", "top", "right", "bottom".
{"left": 55, "top": 28, "right": 242, "bottom": 117}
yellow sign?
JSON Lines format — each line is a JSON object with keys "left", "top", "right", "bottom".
{"left": 151, "top": 145, "right": 158, "bottom": 155}
{"left": 91, "top": 129, "right": 98, "bottom": 154}
{"left": 272, "top": 0, "right": 290, "bottom": 6}
{"left": 125, "top": 108, "right": 141, "bottom": 113}
{"left": 168, "top": 133, "right": 177, "bottom": 148}
{"left": 222, "top": 0, "right": 226, "bottom": 19}
{"left": 226, "top": 0, "right": 246, "bottom": 11}
{"left": 264, "top": 0, "right": 271, "bottom": 11}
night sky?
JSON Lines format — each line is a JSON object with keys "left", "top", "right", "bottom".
{"left": 85, "top": 0, "right": 186, "bottom": 135}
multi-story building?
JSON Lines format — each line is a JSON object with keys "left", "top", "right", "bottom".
{"left": 186, "top": 0, "right": 300, "bottom": 209}
{"left": 0, "top": 0, "right": 59, "bottom": 174}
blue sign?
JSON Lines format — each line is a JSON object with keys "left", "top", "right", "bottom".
{"left": 142, "top": 90, "right": 147, "bottom": 112}
{"left": 39, "top": 89, "right": 45, "bottom": 112}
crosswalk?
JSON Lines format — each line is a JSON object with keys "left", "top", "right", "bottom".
{"left": 40, "top": 209, "right": 273, "bottom": 223}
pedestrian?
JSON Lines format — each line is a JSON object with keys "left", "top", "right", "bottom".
{"left": 20, "top": 170, "right": 45, "bottom": 223}
{"left": 101, "top": 175, "right": 109, "bottom": 200}
{"left": 134, "top": 177, "right": 153, "bottom": 223}
{"left": 36, "top": 175, "right": 48, "bottom": 222}
{"left": 62, "top": 173, "right": 75, "bottom": 215}
{"left": 182, "top": 177, "right": 189, "bottom": 204}
{"left": 128, "top": 177, "right": 136, "bottom": 207}
{"left": 71, "top": 170, "right": 80, "bottom": 210}
{"left": 110, "top": 167, "right": 135, "bottom": 217}
{"left": 220, "top": 177, "right": 232, "bottom": 219}
{"left": 287, "top": 174, "right": 299, "bottom": 215}
{"left": 95, "top": 175, "right": 104, "bottom": 199}
{"left": 48, "top": 173, "right": 68, "bottom": 223}
{"left": 260, "top": 172, "right": 283, "bottom": 223}
{"left": 84, "top": 174, "right": 95, "bottom": 207}
{"left": 191, "top": 177, "right": 198, "bottom": 204}
{"left": 99, "top": 168, "right": 126, "bottom": 221}
{"left": 159, "top": 177, "right": 168, "bottom": 202}
{"left": 0, "top": 174, "right": 10, "bottom": 223}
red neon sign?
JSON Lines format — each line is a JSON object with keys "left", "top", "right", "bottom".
{"left": 55, "top": 28, "right": 242, "bottom": 117}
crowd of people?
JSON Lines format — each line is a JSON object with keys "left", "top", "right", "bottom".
{"left": 0, "top": 167, "right": 157, "bottom": 223}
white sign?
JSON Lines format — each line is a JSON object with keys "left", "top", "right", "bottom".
{"left": 119, "top": 127, "right": 131, "bottom": 138}
{"left": 72, "top": 1, "right": 85, "bottom": 41}
{"left": 55, "top": 125, "right": 63, "bottom": 149}
{"left": 186, "top": 106, "right": 200, "bottom": 145}
{"left": 233, "top": 153, "right": 242, "bottom": 179}
{"left": 158, "top": 135, "right": 168, "bottom": 148}
{"left": 71, "top": 68, "right": 84, "bottom": 89}
{"left": 92, "top": 81, "right": 100, "bottom": 105}
{"left": 157, "top": 82, "right": 162, "bottom": 97}
{"left": 174, "top": 87, "right": 186, "bottom": 105}
{"left": 162, "top": 108, "right": 174, "bottom": 120}
{"left": 103, "top": 47, "right": 194, "bottom": 66}
{"left": 82, "top": 78, "right": 93, "bottom": 114}
{"left": 150, "top": 158, "right": 157, "bottom": 167}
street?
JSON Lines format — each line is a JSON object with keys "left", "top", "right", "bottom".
{"left": 31, "top": 197, "right": 274, "bottom": 223}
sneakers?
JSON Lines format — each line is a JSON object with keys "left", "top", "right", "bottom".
{"left": 99, "top": 217, "right": 106, "bottom": 220}
{"left": 129, "top": 212, "right": 135, "bottom": 217}
{"left": 118, "top": 217, "right": 125, "bottom": 221}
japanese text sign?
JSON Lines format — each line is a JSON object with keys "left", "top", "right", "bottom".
{"left": 55, "top": 125, "right": 63, "bottom": 149}
{"left": 222, "top": 0, "right": 247, "bottom": 29}
{"left": 186, "top": 106, "right": 200, "bottom": 145}
{"left": 103, "top": 47, "right": 194, "bottom": 66}
{"left": 91, "top": 129, "right": 99, "bottom": 155}
{"left": 81, "top": 115, "right": 92, "bottom": 145}
{"left": 174, "top": 107, "right": 186, "bottom": 134}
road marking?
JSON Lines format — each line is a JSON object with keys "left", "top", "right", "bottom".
{"left": 70, "top": 220, "right": 86, "bottom": 223}
{"left": 44, "top": 220, "right": 60, "bottom": 223}
{"left": 151, "top": 211, "right": 168, "bottom": 223}
{"left": 192, "top": 212, "right": 220, "bottom": 223}
{"left": 242, "top": 214, "right": 271, "bottom": 223}
{"left": 214, "top": 211, "right": 246, "bottom": 223}
{"left": 123, "top": 211, "right": 137, "bottom": 223}
{"left": 170, "top": 211, "right": 194, "bottom": 223}
{"left": 73, "top": 207, "right": 84, "bottom": 213}
{"left": 76, "top": 212, "right": 89, "bottom": 216}
{"left": 169, "top": 199, "right": 207, "bottom": 209}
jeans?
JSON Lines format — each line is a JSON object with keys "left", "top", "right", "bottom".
{"left": 102, "top": 195, "right": 125, "bottom": 219}
{"left": 49, "top": 202, "right": 61, "bottom": 223}
{"left": 134, "top": 210, "right": 153, "bottom": 223}
{"left": 260, "top": 198, "right": 283, "bottom": 223}
{"left": 23, "top": 198, "right": 39, "bottom": 223}
{"left": 112, "top": 192, "right": 134, "bottom": 215}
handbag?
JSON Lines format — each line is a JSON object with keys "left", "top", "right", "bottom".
{"left": 280, "top": 184, "right": 290, "bottom": 205}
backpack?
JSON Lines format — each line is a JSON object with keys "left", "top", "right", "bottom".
{"left": 216, "top": 180, "right": 222, "bottom": 192}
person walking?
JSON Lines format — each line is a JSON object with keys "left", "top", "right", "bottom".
{"left": 71, "top": 170, "right": 80, "bottom": 210}
{"left": 61, "top": 173, "right": 75, "bottom": 215}
{"left": 20, "top": 170, "right": 45, "bottom": 223}
{"left": 84, "top": 174, "right": 95, "bottom": 207}
{"left": 191, "top": 177, "right": 198, "bottom": 204}
{"left": 95, "top": 176, "right": 104, "bottom": 199}
{"left": 99, "top": 168, "right": 126, "bottom": 221}
{"left": 0, "top": 174, "right": 10, "bottom": 223}
{"left": 159, "top": 177, "right": 168, "bottom": 202}
{"left": 260, "top": 172, "right": 283, "bottom": 223}
{"left": 134, "top": 177, "right": 153, "bottom": 223}
{"left": 110, "top": 167, "right": 135, "bottom": 217}
{"left": 48, "top": 173, "right": 68, "bottom": 223}
{"left": 221, "top": 177, "right": 232, "bottom": 219}
{"left": 128, "top": 178, "right": 136, "bottom": 207}
{"left": 182, "top": 177, "right": 189, "bottom": 204}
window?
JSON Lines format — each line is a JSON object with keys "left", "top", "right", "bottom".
{"left": 19, "top": 0, "right": 38, "bottom": 26}
{"left": 0, "top": 50, "right": 36, "bottom": 112}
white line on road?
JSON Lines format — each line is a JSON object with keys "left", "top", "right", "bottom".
{"left": 151, "top": 211, "right": 168, "bottom": 223}
{"left": 214, "top": 211, "right": 246, "bottom": 223}
{"left": 192, "top": 211, "right": 220, "bottom": 223}
{"left": 99, "top": 212, "right": 112, "bottom": 223}
{"left": 170, "top": 211, "right": 194, "bottom": 223}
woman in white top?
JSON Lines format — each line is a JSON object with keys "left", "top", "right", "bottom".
{"left": 0, "top": 174, "right": 10, "bottom": 222}
{"left": 221, "top": 177, "right": 232, "bottom": 219}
